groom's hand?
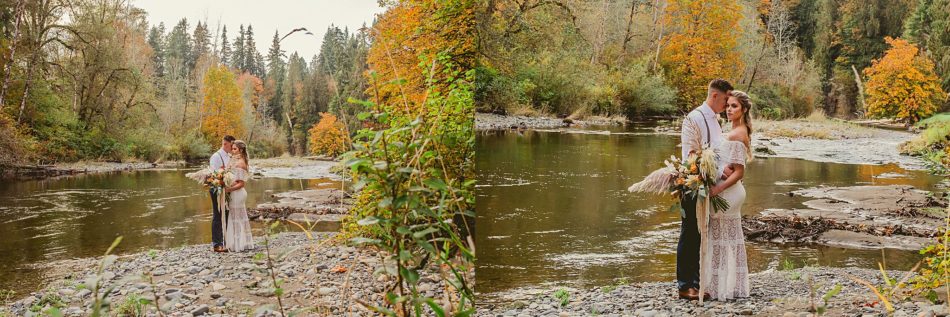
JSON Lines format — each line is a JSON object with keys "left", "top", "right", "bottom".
{"left": 721, "top": 166, "right": 734, "bottom": 180}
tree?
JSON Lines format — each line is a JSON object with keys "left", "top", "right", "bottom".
{"left": 659, "top": 0, "right": 743, "bottom": 110}
{"left": 904, "top": 0, "right": 950, "bottom": 94}
{"left": 200, "top": 64, "right": 245, "bottom": 143}
{"left": 165, "top": 18, "right": 193, "bottom": 77}
{"left": 232, "top": 24, "right": 246, "bottom": 72}
{"left": 265, "top": 30, "right": 285, "bottom": 123}
{"left": 147, "top": 23, "right": 166, "bottom": 77}
{"left": 191, "top": 21, "right": 211, "bottom": 67}
{"left": 244, "top": 24, "right": 259, "bottom": 75}
{"left": 307, "top": 112, "right": 348, "bottom": 157}
{"left": 219, "top": 25, "right": 231, "bottom": 66}
{"left": 863, "top": 37, "right": 946, "bottom": 123}
{"left": 366, "top": 0, "right": 475, "bottom": 115}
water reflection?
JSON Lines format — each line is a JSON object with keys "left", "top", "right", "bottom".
{"left": 475, "top": 128, "right": 943, "bottom": 296}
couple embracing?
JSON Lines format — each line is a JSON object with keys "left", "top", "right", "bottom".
{"left": 676, "top": 79, "right": 754, "bottom": 301}
{"left": 208, "top": 135, "right": 255, "bottom": 253}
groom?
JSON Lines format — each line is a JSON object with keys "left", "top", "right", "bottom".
{"left": 676, "top": 79, "right": 733, "bottom": 300}
{"left": 210, "top": 135, "right": 235, "bottom": 253}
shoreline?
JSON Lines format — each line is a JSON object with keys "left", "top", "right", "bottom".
{"left": 3, "top": 232, "right": 452, "bottom": 316}
{"left": 476, "top": 113, "right": 933, "bottom": 171}
{"left": 477, "top": 266, "right": 941, "bottom": 316}
{"left": 475, "top": 113, "right": 625, "bottom": 131}
{"left": 0, "top": 156, "right": 342, "bottom": 181}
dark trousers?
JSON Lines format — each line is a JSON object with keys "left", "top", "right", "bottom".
{"left": 676, "top": 196, "right": 701, "bottom": 291}
{"left": 210, "top": 190, "right": 226, "bottom": 247}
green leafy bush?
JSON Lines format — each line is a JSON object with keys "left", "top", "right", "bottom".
{"left": 345, "top": 54, "right": 474, "bottom": 316}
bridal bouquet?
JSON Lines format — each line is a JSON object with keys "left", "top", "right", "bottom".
{"left": 627, "top": 148, "right": 730, "bottom": 214}
{"left": 185, "top": 168, "right": 235, "bottom": 196}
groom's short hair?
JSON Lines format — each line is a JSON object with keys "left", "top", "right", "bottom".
{"left": 709, "top": 78, "right": 733, "bottom": 93}
{"left": 223, "top": 135, "right": 236, "bottom": 142}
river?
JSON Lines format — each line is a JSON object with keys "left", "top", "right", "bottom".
{"left": 0, "top": 169, "right": 338, "bottom": 295}
{"left": 475, "top": 124, "right": 944, "bottom": 298}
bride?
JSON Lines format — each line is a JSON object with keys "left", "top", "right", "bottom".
{"left": 223, "top": 140, "right": 255, "bottom": 252}
{"left": 703, "top": 90, "right": 753, "bottom": 300}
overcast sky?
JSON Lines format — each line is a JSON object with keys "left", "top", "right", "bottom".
{"left": 134, "top": 0, "right": 385, "bottom": 59}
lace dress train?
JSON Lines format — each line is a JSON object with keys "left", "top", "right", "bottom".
{"left": 225, "top": 168, "right": 254, "bottom": 252}
{"left": 704, "top": 140, "right": 750, "bottom": 300}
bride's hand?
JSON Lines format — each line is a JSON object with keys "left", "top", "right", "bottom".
{"left": 710, "top": 184, "right": 723, "bottom": 197}
{"left": 721, "top": 166, "right": 734, "bottom": 180}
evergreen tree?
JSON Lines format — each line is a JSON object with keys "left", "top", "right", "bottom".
{"left": 265, "top": 30, "right": 286, "bottom": 122}
{"left": 191, "top": 21, "right": 211, "bottom": 67}
{"left": 905, "top": 0, "right": 950, "bottom": 93}
{"left": 147, "top": 23, "right": 166, "bottom": 77}
{"left": 232, "top": 24, "right": 246, "bottom": 72}
{"left": 166, "top": 18, "right": 193, "bottom": 77}
{"left": 244, "top": 25, "right": 258, "bottom": 74}
{"left": 254, "top": 52, "right": 266, "bottom": 78}
{"left": 219, "top": 25, "right": 231, "bottom": 66}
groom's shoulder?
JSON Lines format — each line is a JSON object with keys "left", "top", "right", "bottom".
{"left": 683, "top": 108, "right": 702, "bottom": 121}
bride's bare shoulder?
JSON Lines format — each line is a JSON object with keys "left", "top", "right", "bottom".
{"left": 726, "top": 128, "right": 749, "bottom": 143}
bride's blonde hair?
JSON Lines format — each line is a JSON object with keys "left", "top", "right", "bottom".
{"left": 728, "top": 90, "right": 754, "bottom": 161}
{"left": 233, "top": 140, "right": 249, "bottom": 166}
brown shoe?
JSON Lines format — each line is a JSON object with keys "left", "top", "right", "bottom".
{"left": 213, "top": 246, "right": 229, "bottom": 253}
{"left": 678, "top": 288, "right": 698, "bottom": 300}
{"left": 677, "top": 288, "right": 709, "bottom": 301}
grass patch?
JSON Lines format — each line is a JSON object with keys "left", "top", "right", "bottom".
{"left": 114, "top": 294, "right": 149, "bottom": 317}
{"left": 553, "top": 288, "right": 570, "bottom": 307}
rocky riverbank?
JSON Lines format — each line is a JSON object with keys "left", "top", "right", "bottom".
{"left": 249, "top": 188, "right": 354, "bottom": 231}
{"left": 250, "top": 156, "right": 341, "bottom": 180}
{"left": 477, "top": 113, "right": 931, "bottom": 170}
{"left": 478, "top": 267, "right": 943, "bottom": 316}
{"left": 2, "top": 232, "right": 453, "bottom": 316}
{"left": 1, "top": 161, "right": 188, "bottom": 180}
{"left": 750, "top": 125, "right": 928, "bottom": 171}
{"left": 742, "top": 185, "right": 947, "bottom": 251}
{"left": 475, "top": 113, "right": 624, "bottom": 131}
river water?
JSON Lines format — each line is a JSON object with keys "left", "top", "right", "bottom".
{"left": 0, "top": 169, "right": 338, "bottom": 295}
{"left": 475, "top": 125, "right": 944, "bottom": 297}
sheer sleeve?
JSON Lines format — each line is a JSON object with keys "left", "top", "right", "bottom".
{"left": 232, "top": 168, "right": 249, "bottom": 182}
{"left": 727, "top": 141, "right": 748, "bottom": 166}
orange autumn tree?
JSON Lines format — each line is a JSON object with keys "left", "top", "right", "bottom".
{"left": 200, "top": 65, "right": 245, "bottom": 144}
{"left": 863, "top": 37, "right": 947, "bottom": 124}
{"left": 660, "top": 0, "right": 743, "bottom": 110}
{"left": 307, "top": 112, "right": 349, "bottom": 157}
{"left": 365, "top": 0, "right": 475, "bottom": 117}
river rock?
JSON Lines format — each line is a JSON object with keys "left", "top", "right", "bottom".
{"left": 190, "top": 304, "right": 209, "bottom": 316}
{"left": 317, "top": 287, "right": 336, "bottom": 296}
{"left": 75, "top": 289, "right": 91, "bottom": 299}
{"left": 210, "top": 282, "right": 226, "bottom": 291}
{"left": 164, "top": 291, "right": 183, "bottom": 301}
{"left": 58, "top": 288, "right": 75, "bottom": 297}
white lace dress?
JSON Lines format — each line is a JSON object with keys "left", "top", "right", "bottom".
{"left": 225, "top": 167, "right": 254, "bottom": 252}
{"left": 703, "top": 140, "right": 750, "bottom": 300}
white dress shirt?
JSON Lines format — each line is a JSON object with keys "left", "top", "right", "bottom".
{"left": 210, "top": 148, "right": 231, "bottom": 170}
{"left": 680, "top": 102, "right": 723, "bottom": 159}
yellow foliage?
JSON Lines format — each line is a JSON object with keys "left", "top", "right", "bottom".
{"left": 200, "top": 65, "right": 245, "bottom": 144}
{"left": 863, "top": 37, "right": 947, "bottom": 124}
{"left": 365, "top": 0, "right": 475, "bottom": 117}
{"left": 660, "top": 0, "right": 744, "bottom": 110}
{"left": 307, "top": 113, "right": 349, "bottom": 157}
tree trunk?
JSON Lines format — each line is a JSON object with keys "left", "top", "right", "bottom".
{"left": 0, "top": 0, "right": 25, "bottom": 109}
{"left": 285, "top": 112, "right": 296, "bottom": 156}
{"left": 651, "top": 0, "right": 665, "bottom": 72}
{"left": 16, "top": 53, "right": 37, "bottom": 124}
{"left": 851, "top": 65, "right": 866, "bottom": 117}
